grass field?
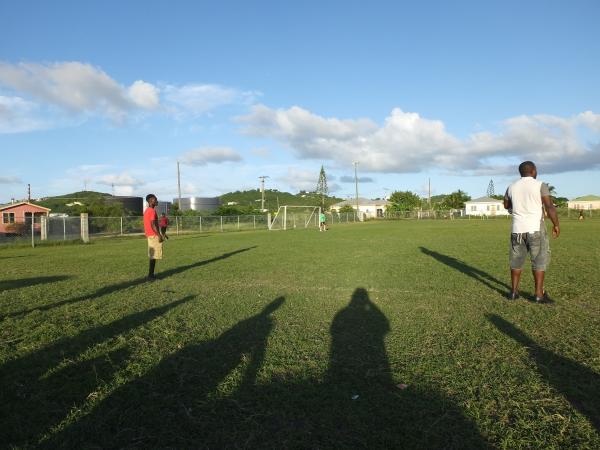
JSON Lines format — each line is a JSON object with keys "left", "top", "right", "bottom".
{"left": 1, "top": 219, "right": 599, "bottom": 449}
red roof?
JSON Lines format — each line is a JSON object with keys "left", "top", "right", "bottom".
{"left": 0, "top": 201, "right": 51, "bottom": 212}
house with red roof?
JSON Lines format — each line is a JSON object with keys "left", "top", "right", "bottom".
{"left": 0, "top": 201, "right": 51, "bottom": 235}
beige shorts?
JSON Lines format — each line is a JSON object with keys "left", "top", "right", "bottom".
{"left": 147, "top": 236, "right": 163, "bottom": 260}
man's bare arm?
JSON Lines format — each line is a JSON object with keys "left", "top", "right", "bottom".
{"left": 542, "top": 195, "right": 560, "bottom": 238}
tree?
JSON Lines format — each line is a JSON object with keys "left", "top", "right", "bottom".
{"left": 486, "top": 179, "right": 495, "bottom": 197}
{"left": 388, "top": 191, "right": 422, "bottom": 211}
{"left": 338, "top": 205, "right": 355, "bottom": 213}
{"left": 315, "top": 165, "right": 329, "bottom": 209}
{"left": 442, "top": 190, "right": 471, "bottom": 210}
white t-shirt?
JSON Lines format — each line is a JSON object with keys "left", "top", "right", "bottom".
{"left": 506, "top": 177, "right": 550, "bottom": 233}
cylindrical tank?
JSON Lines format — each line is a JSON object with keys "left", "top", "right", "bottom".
{"left": 175, "top": 197, "right": 221, "bottom": 212}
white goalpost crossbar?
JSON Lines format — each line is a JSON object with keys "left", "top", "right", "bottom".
{"left": 269, "top": 205, "right": 321, "bottom": 230}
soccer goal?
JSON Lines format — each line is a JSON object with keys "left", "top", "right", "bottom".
{"left": 269, "top": 206, "right": 321, "bottom": 230}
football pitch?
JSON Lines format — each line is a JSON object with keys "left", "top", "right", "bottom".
{"left": 1, "top": 219, "right": 599, "bottom": 449}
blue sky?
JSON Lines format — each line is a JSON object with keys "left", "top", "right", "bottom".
{"left": 1, "top": 0, "right": 599, "bottom": 203}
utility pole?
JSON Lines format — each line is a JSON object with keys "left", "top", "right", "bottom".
{"left": 428, "top": 178, "right": 431, "bottom": 208}
{"left": 27, "top": 183, "right": 31, "bottom": 202}
{"left": 353, "top": 162, "right": 360, "bottom": 220}
{"left": 259, "top": 176, "right": 269, "bottom": 211}
{"left": 177, "top": 161, "right": 182, "bottom": 209}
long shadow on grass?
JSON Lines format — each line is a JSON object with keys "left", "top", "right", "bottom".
{"left": 0, "top": 295, "right": 194, "bottom": 448}
{"left": 0, "top": 275, "right": 73, "bottom": 292}
{"left": 488, "top": 314, "right": 599, "bottom": 433}
{"left": 46, "top": 291, "right": 488, "bottom": 449}
{"left": 420, "top": 247, "right": 509, "bottom": 296}
{"left": 1, "top": 247, "right": 255, "bottom": 320}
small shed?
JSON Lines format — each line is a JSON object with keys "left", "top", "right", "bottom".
{"left": 464, "top": 196, "right": 509, "bottom": 217}
{"left": 0, "top": 201, "right": 51, "bottom": 234}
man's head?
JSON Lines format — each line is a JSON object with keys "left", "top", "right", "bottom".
{"left": 518, "top": 161, "right": 537, "bottom": 178}
{"left": 161, "top": 213, "right": 166, "bottom": 217}
{"left": 146, "top": 194, "right": 158, "bottom": 207}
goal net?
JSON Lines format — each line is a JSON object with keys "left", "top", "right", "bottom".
{"left": 269, "top": 206, "right": 321, "bottom": 230}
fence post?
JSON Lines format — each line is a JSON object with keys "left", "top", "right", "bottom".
{"left": 31, "top": 219, "right": 35, "bottom": 248}
{"left": 120, "top": 217, "right": 123, "bottom": 236}
{"left": 237, "top": 215, "right": 240, "bottom": 230}
{"left": 220, "top": 216, "right": 223, "bottom": 232}
{"left": 253, "top": 215, "right": 256, "bottom": 229}
{"left": 63, "top": 216, "right": 66, "bottom": 240}
{"left": 267, "top": 213, "right": 271, "bottom": 230}
{"left": 40, "top": 215, "right": 47, "bottom": 241}
{"left": 80, "top": 213, "right": 89, "bottom": 243}
{"left": 176, "top": 216, "right": 179, "bottom": 236}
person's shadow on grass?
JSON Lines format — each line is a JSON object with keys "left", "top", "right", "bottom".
{"left": 0, "top": 295, "right": 195, "bottom": 448}
{"left": 420, "top": 247, "right": 510, "bottom": 296}
{"left": 488, "top": 314, "right": 600, "bottom": 433}
{"left": 0, "top": 275, "right": 72, "bottom": 292}
{"left": 1, "top": 246, "right": 256, "bottom": 320}
{"left": 45, "top": 291, "right": 489, "bottom": 449}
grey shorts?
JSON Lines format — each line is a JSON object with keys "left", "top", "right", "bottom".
{"left": 509, "top": 224, "right": 550, "bottom": 271}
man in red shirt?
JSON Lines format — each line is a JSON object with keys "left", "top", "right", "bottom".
{"left": 144, "top": 194, "right": 164, "bottom": 280}
{"left": 159, "top": 213, "right": 169, "bottom": 239}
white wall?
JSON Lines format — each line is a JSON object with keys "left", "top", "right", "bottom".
{"left": 465, "top": 202, "right": 509, "bottom": 216}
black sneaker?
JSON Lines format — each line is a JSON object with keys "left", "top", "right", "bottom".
{"left": 508, "top": 291, "right": 520, "bottom": 300}
{"left": 535, "top": 292, "right": 554, "bottom": 304}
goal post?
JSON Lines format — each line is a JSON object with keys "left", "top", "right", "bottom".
{"left": 269, "top": 205, "right": 321, "bottom": 230}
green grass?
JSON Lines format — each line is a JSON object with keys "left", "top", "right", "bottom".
{"left": 1, "top": 219, "right": 599, "bottom": 449}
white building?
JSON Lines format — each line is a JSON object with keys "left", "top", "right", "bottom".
{"left": 568, "top": 195, "right": 600, "bottom": 210}
{"left": 464, "top": 196, "right": 509, "bottom": 217}
{"left": 331, "top": 198, "right": 390, "bottom": 219}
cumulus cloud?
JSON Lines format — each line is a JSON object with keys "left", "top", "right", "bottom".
{"left": 163, "top": 83, "right": 259, "bottom": 117}
{"left": 180, "top": 147, "right": 243, "bottom": 166}
{"left": 276, "top": 167, "right": 321, "bottom": 193}
{"left": 339, "top": 175, "right": 374, "bottom": 183}
{"left": 239, "top": 105, "right": 600, "bottom": 175}
{"left": 0, "top": 175, "right": 21, "bottom": 184}
{"left": 0, "top": 61, "right": 160, "bottom": 122}
{"left": 97, "top": 173, "right": 145, "bottom": 187}
{"left": 0, "top": 95, "right": 48, "bottom": 133}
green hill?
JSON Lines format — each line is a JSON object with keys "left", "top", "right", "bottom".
{"left": 220, "top": 189, "right": 342, "bottom": 211}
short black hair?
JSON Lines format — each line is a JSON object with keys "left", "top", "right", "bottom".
{"left": 518, "top": 161, "right": 536, "bottom": 176}
{"left": 146, "top": 194, "right": 157, "bottom": 202}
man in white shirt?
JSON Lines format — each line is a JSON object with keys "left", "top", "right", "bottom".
{"left": 504, "top": 161, "right": 560, "bottom": 303}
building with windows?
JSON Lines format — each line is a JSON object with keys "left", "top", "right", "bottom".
{"left": 0, "top": 201, "right": 51, "bottom": 235}
{"left": 567, "top": 195, "right": 600, "bottom": 210}
{"left": 330, "top": 198, "right": 390, "bottom": 219}
{"left": 464, "top": 196, "right": 509, "bottom": 216}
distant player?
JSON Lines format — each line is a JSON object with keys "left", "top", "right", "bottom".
{"left": 144, "top": 194, "right": 163, "bottom": 280}
{"left": 159, "top": 213, "right": 169, "bottom": 239}
{"left": 319, "top": 211, "right": 327, "bottom": 232}
{"left": 504, "top": 161, "right": 560, "bottom": 303}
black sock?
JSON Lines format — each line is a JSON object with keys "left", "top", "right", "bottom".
{"left": 149, "top": 259, "right": 156, "bottom": 277}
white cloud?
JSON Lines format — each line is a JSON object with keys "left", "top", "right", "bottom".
{"left": 339, "top": 175, "right": 374, "bottom": 183}
{"left": 239, "top": 105, "right": 600, "bottom": 175}
{"left": 0, "top": 62, "right": 161, "bottom": 122}
{"left": 0, "top": 95, "right": 49, "bottom": 133}
{"left": 163, "top": 83, "right": 259, "bottom": 117}
{"left": 97, "top": 173, "right": 145, "bottom": 187}
{"left": 180, "top": 147, "right": 243, "bottom": 166}
{"left": 128, "top": 80, "right": 160, "bottom": 110}
{"left": 276, "top": 167, "right": 320, "bottom": 193}
{"left": 0, "top": 175, "right": 21, "bottom": 184}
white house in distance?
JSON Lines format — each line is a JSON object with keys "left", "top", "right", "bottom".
{"left": 330, "top": 198, "right": 390, "bottom": 219}
{"left": 568, "top": 195, "right": 600, "bottom": 210}
{"left": 464, "top": 196, "right": 509, "bottom": 217}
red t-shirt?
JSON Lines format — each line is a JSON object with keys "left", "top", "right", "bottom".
{"left": 144, "top": 207, "right": 158, "bottom": 237}
{"left": 159, "top": 216, "right": 168, "bottom": 228}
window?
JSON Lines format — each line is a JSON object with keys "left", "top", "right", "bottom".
{"left": 2, "top": 212, "right": 15, "bottom": 223}
{"left": 471, "top": 206, "right": 477, "bottom": 211}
